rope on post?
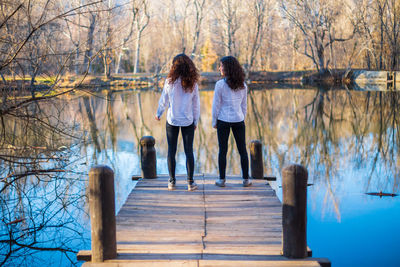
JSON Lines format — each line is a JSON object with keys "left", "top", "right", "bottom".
{"left": 282, "top": 164, "right": 308, "bottom": 258}
{"left": 89, "top": 165, "right": 117, "bottom": 262}
{"left": 140, "top": 136, "right": 157, "bottom": 178}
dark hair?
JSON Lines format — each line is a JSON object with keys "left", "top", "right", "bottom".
{"left": 167, "top": 54, "right": 199, "bottom": 93}
{"left": 220, "top": 56, "right": 245, "bottom": 91}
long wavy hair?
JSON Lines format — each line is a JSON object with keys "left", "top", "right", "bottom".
{"left": 167, "top": 54, "right": 199, "bottom": 93}
{"left": 220, "top": 56, "right": 245, "bottom": 91}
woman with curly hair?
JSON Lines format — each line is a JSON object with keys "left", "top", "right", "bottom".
{"left": 156, "top": 54, "right": 200, "bottom": 191}
{"left": 212, "top": 56, "right": 251, "bottom": 187}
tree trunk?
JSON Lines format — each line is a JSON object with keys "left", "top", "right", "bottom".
{"left": 83, "top": 13, "right": 96, "bottom": 74}
{"left": 104, "top": 2, "right": 112, "bottom": 79}
{"left": 316, "top": 37, "right": 325, "bottom": 73}
{"left": 379, "top": 6, "right": 384, "bottom": 70}
{"left": 134, "top": 31, "right": 142, "bottom": 74}
{"left": 75, "top": 46, "right": 80, "bottom": 75}
{"left": 115, "top": 50, "right": 123, "bottom": 74}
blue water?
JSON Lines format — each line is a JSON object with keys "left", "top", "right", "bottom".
{"left": 1, "top": 88, "right": 399, "bottom": 266}
{"left": 309, "top": 195, "right": 400, "bottom": 267}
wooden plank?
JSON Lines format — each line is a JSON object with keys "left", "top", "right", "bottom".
{"left": 83, "top": 260, "right": 321, "bottom": 267}
{"left": 205, "top": 228, "right": 282, "bottom": 234}
{"left": 199, "top": 260, "right": 321, "bottom": 267}
{"left": 206, "top": 222, "right": 281, "bottom": 227}
{"left": 105, "top": 252, "right": 203, "bottom": 260}
{"left": 203, "top": 236, "right": 282, "bottom": 242}
{"left": 116, "top": 235, "right": 202, "bottom": 242}
{"left": 115, "top": 244, "right": 203, "bottom": 254}
{"left": 83, "top": 260, "right": 198, "bottom": 267}
{"left": 81, "top": 251, "right": 328, "bottom": 267}
{"left": 202, "top": 246, "right": 282, "bottom": 255}
{"left": 78, "top": 174, "right": 329, "bottom": 266}
{"left": 116, "top": 231, "right": 204, "bottom": 239}
{"left": 201, "top": 254, "right": 303, "bottom": 261}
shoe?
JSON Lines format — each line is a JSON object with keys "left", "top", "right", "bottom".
{"left": 243, "top": 179, "right": 252, "bottom": 187}
{"left": 168, "top": 180, "right": 176, "bottom": 190}
{"left": 187, "top": 181, "right": 198, "bottom": 191}
{"left": 215, "top": 179, "right": 226, "bottom": 187}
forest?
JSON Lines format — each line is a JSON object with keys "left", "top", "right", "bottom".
{"left": 0, "top": 0, "right": 399, "bottom": 87}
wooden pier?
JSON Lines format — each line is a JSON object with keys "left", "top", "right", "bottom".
{"left": 78, "top": 174, "right": 330, "bottom": 266}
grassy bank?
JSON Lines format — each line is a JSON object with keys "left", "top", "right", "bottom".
{"left": 2, "top": 69, "right": 395, "bottom": 92}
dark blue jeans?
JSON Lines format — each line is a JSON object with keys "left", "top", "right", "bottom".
{"left": 166, "top": 122, "right": 195, "bottom": 182}
{"left": 217, "top": 120, "right": 249, "bottom": 180}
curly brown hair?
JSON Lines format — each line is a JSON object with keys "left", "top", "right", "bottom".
{"left": 220, "top": 56, "right": 245, "bottom": 91}
{"left": 167, "top": 54, "right": 199, "bottom": 93}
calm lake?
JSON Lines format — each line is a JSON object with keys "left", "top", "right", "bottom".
{"left": 1, "top": 86, "right": 399, "bottom": 266}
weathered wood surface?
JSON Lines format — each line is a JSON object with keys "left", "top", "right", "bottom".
{"left": 81, "top": 174, "right": 328, "bottom": 266}
{"left": 282, "top": 165, "right": 308, "bottom": 258}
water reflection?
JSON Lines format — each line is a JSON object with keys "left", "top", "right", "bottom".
{"left": 0, "top": 97, "right": 89, "bottom": 266}
{"left": 1, "top": 87, "right": 399, "bottom": 266}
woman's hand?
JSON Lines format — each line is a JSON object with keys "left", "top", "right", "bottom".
{"left": 213, "top": 125, "right": 217, "bottom": 129}
{"left": 155, "top": 116, "right": 160, "bottom": 121}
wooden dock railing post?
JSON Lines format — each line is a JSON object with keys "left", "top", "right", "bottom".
{"left": 140, "top": 136, "right": 157, "bottom": 178}
{"left": 89, "top": 165, "right": 117, "bottom": 262}
{"left": 282, "top": 164, "right": 308, "bottom": 258}
{"left": 250, "top": 140, "right": 264, "bottom": 179}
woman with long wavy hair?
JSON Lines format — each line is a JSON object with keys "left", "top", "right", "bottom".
{"left": 212, "top": 56, "right": 251, "bottom": 187}
{"left": 156, "top": 54, "right": 200, "bottom": 191}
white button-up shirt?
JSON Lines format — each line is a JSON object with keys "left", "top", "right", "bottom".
{"left": 212, "top": 79, "right": 247, "bottom": 127}
{"left": 156, "top": 78, "right": 200, "bottom": 126}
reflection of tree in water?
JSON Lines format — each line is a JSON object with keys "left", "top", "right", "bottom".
{"left": 81, "top": 95, "right": 101, "bottom": 155}
{"left": 248, "top": 89, "right": 281, "bottom": 175}
{"left": 247, "top": 88, "right": 400, "bottom": 221}
{"left": 349, "top": 91, "right": 400, "bottom": 192}
{"left": 300, "top": 89, "right": 342, "bottom": 221}
{"left": 196, "top": 117, "right": 217, "bottom": 173}
{"left": 301, "top": 89, "right": 399, "bottom": 220}
{"left": 0, "top": 98, "right": 89, "bottom": 266}
{"left": 248, "top": 90, "right": 264, "bottom": 140}
{"left": 107, "top": 91, "right": 117, "bottom": 153}
{"left": 123, "top": 92, "right": 152, "bottom": 154}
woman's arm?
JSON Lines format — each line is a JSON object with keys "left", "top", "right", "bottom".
{"left": 241, "top": 84, "right": 248, "bottom": 118}
{"left": 212, "top": 82, "right": 222, "bottom": 128}
{"left": 156, "top": 82, "right": 169, "bottom": 119}
{"left": 192, "top": 83, "right": 200, "bottom": 126}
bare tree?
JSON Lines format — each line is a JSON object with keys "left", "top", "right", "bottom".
{"left": 190, "top": 0, "right": 207, "bottom": 58}
{"left": 166, "top": 0, "right": 207, "bottom": 63}
{"left": 245, "top": 0, "right": 274, "bottom": 72}
{"left": 103, "top": 0, "right": 114, "bottom": 78}
{"left": 170, "top": 0, "right": 191, "bottom": 54}
{"left": 350, "top": 0, "right": 399, "bottom": 71}
{"left": 115, "top": 0, "right": 137, "bottom": 74}
{"left": 281, "top": 0, "right": 355, "bottom": 73}
{"left": 377, "top": 0, "right": 399, "bottom": 70}
{"left": 60, "top": 0, "right": 85, "bottom": 75}
{"left": 218, "top": 0, "right": 242, "bottom": 56}
{"left": 81, "top": 2, "right": 99, "bottom": 74}
{"left": 133, "top": 0, "right": 150, "bottom": 74}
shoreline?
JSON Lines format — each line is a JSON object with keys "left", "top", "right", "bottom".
{"left": 1, "top": 70, "right": 399, "bottom": 92}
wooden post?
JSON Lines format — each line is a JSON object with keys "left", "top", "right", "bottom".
{"left": 282, "top": 164, "right": 308, "bottom": 258}
{"left": 250, "top": 140, "right": 264, "bottom": 179}
{"left": 140, "top": 136, "right": 157, "bottom": 178}
{"left": 89, "top": 165, "right": 117, "bottom": 262}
